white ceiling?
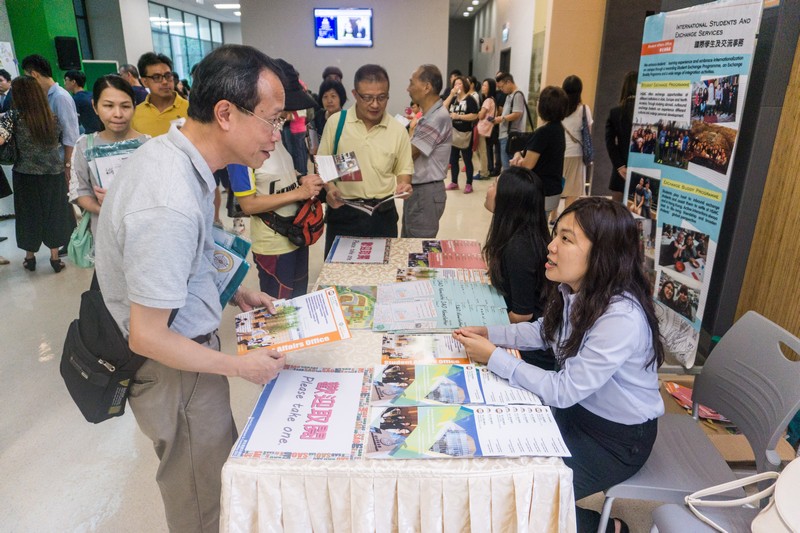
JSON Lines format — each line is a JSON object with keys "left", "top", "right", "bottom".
{"left": 449, "top": 0, "right": 487, "bottom": 19}
{"left": 169, "top": 0, "right": 487, "bottom": 23}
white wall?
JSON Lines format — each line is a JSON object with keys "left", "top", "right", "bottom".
{"left": 240, "top": 0, "right": 449, "bottom": 116}
{"left": 222, "top": 22, "right": 242, "bottom": 45}
{"left": 471, "top": 0, "right": 536, "bottom": 95}
{"left": 119, "top": 0, "right": 156, "bottom": 66}
{"left": 85, "top": 0, "right": 127, "bottom": 65}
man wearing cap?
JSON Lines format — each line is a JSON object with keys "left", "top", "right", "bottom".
{"left": 318, "top": 64, "right": 414, "bottom": 256}
{"left": 403, "top": 65, "right": 452, "bottom": 238}
{"left": 229, "top": 59, "right": 324, "bottom": 298}
{"left": 95, "top": 45, "right": 287, "bottom": 532}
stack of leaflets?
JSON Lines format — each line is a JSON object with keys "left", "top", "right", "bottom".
{"left": 235, "top": 287, "right": 352, "bottom": 354}
{"left": 372, "top": 279, "right": 508, "bottom": 332}
{"left": 396, "top": 267, "right": 489, "bottom": 284}
{"left": 211, "top": 226, "right": 251, "bottom": 307}
{"left": 381, "top": 333, "right": 519, "bottom": 365}
{"left": 408, "top": 239, "right": 487, "bottom": 270}
{"left": 319, "top": 285, "right": 378, "bottom": 329}
{"left": 371, "top": 364, "right": 541, "bottom": 406}
{"left": 326, "top": 236, "right": 392, "bottom": 264}
{"left": 230, "top": 365, "right": 571, "bottom": 461}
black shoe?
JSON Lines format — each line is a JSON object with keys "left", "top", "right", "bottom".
{"left": 58, "top": 245, "right": 68, "bottom": 257}
{"left": 0, "top": 236, "right": 7, "bottom": 242}
{"left": 0, "top": 213, "right": 14, "bottom": 221}
{"left": 50, "top": 258, "right": 65, "bottom": 273}
{"left": 23, "top": 256, "right": 36, "bottom": 271}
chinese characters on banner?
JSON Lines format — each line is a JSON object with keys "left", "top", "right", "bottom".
{"left": 625, "top": 0, "right": 762, "bottom": 367}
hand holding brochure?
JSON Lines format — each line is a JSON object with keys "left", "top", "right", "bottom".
{"left": 235, "top": 287, "right": 351, "bottom": 353}
{"left": 315, "top": 151, "right": 363, "bottom": 183}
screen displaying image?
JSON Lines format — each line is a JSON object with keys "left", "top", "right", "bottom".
{"left": 314, "top": 8, "right": 373, "bottom": 48}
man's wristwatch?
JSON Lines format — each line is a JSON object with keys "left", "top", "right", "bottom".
{"left": 65, "top": 162, "right": 72, "bottom": 168}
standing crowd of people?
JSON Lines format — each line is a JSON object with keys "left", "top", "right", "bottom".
{"left": 0, "top": 42, "right": 669, "bottom": 533}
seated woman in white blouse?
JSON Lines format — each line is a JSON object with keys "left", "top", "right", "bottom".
{"left": 454, "top": 197, "right": 664, "bottom": 533}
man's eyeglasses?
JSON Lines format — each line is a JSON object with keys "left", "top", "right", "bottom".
{"left": 235, "top": 105, "right": 286, "bottom": 133}
{"left": 142, "top": 73, "right": 173, "bottom": 83}
{"left": 356, "top": 92, "right": 389, "bottom": 104}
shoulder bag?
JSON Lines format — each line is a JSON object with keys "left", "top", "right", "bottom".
{"left": 0, "top": 111, "right": 18, "bottom": 165}
{"left": 580, "top": 104, "right": 594, "bottom": 166}
{"left": 685, "top": 456, "right": 800, "bottom": 532}
{"left": 67, "top": 211, "right": 94, "bottom": 268}
{"left": 505, "top": 91, "right": 535, "bottom": 155}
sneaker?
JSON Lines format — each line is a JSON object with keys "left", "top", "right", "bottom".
{"left": 233, "top": 217, "right": 246, "bottom": 235}
{"left": 464, "top": 184, "right": 473, "bottom": 194}
{"left": 472, "top": 174, "right": 485, "bottom": 181}
{"left": 0, "top": 256, "right": 9, "bottom": 265}
{"left": 445, "top": 183, "right": 459, "bottom": 191}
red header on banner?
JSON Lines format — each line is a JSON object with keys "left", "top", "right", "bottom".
{"left": 642, "top": 39, "right": 674, "bottom": 55}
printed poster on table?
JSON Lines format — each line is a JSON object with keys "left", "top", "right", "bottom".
{"left": 625, "top": 0, "right": 761, "bottom": 367}
{"left": 232, "top": 367, "right": 371, "bottom": 459}
{"left": 326, "top": 236, "right": 391, "bottom": 264}
{"left": 366, "top": 405, "right": 570, "bottom": 459}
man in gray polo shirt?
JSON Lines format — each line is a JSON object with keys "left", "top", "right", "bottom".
{"left": 95, "top": 45, "right": 287, "bottom": 533}
{"left": 494, "top": 73, "right": 527, "bottom": 171}
{"left": 402, "top": 64, "right": 452, "bottom": 238}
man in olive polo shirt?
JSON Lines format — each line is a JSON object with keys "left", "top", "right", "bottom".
{"left": 318, "top": 64, "right": 414, "bottom": 256}
{"left": 132, "top": 52, "right": 189, "bottom": 137}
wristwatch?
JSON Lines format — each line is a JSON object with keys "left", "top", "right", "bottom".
{"left": 65, "top": 162, "right": 72, "bottom": 168}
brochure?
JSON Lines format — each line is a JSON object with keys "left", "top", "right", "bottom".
{"left": 372, "top": 279, "right": 508, "bottom": 332}
{"left": 381, "top": 333, "right": 521, "bottom": 365}
{"left": 211, "top": 227, "right": 251, "bottom": 307}
{"left": 410, "top": 240, "right": 487, "bottom": 270}
{"left": 341, "top": 192, "right": 409, "bottom": 216}
{"left": 396, "top": 267, "right": 490, "bottom": 284}
{"left": 366, "top": 404, "right": 571, "bottom": 459}
{"left": 235, "top": 287, "right": 352, "bottom": 354}
{"left": 232, "top": 366, "right": 372, "bottom": 460}
{"left": 315, "top": 151, "right": 363, "bottom": 183}
{"left": 371, "top": 364, "right": 541, "bottom": 406}
{"left": 326, "top": 236, "right": 391, "bottom": 264}
{"left": 427, "top": 252, "right": 487, "bottom": 270}
{"left": 319, "top": 285, "right": 378, "bottom": 329}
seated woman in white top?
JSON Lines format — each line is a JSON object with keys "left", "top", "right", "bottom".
{"left": 454, "top": 197, "right": 664, "bottom": 533}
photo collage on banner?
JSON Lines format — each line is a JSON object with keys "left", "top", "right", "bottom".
{"left": 625, "top": 0, "right": 762, "bottom": 367}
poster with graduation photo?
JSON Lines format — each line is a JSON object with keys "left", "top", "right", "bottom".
{"left": 625, "top": 0, "right": 762, "bottom": 367}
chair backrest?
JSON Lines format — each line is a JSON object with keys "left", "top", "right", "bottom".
{"left": 694, "top": 311, "right": 800, "bottom": 474}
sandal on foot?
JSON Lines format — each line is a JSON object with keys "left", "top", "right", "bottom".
{"left": 50, "top": 258, "right": 65, "bottom": 273}
{"left": 23, "top": 257, "right": 36, "bottom": 271}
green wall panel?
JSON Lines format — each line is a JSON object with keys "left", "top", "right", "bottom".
{"left": 7, "top": 0, "right": 79, "bottom": 80}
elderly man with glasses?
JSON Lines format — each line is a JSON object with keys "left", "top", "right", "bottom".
{"left": 95, "top": 45, "right": 288, "bottom": 532}
{"left": 317, "top": 64, "right": 414, "bottom": 256}
{"left": 132, "top": 52, "right": 190, "bottom": 137}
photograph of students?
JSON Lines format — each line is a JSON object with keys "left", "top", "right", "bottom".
{"left": 453, "top": 197, "right": 664, "bottom": 533}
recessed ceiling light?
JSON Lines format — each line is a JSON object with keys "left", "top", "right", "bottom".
{"left": 234, "top": 11, "right": 241, "bottom": 16}
{"left": 467, "top": 6, "right": 473, "bottom": 11}
{"left": 472, "top": 0, "right": 479, "bottom": 4}
{"left": 214, "top": 3, "right": 240, "bottom": 9}
{"left": 463, "top": 12, "right": 469, "bottom": 16}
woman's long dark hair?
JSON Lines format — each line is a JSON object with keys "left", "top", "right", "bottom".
{"left": 11, "top": 76, "right": 58, "bottom": 146}
{"left": 482, "top": 78, "right": 496, "bottom": 100}
{"left": 562, "top": 75, "right": 583, "bottom": 116}
{"left": 542, "top": 197, "right": 664, "bottom": 369}
{"left": 483, "top": 167, "right": 551, "bottom": 297}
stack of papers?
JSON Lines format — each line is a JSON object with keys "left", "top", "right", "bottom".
{"left": 372, "top": 279, "right": 508, "bottom": 332}
{"left": 235, "top": 287, "right": 352, "bottom": 353}
{"left": 326, "top": 236, "right": 391, "bottom": 264}
{"left": 381, "top": 333, "right": 519, "bottom": 365}
{"left": 319, "top": 285, "right": 378, "bottom": 329}
{"left": 212, "top": 226, "right": 251, "bottom": 307}
{"left": 408, "top": 239, "right": 487, "bottom": 270}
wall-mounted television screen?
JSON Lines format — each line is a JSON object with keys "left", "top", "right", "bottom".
{"left": 314, "top": 8, "right": 373, "bottom": 48}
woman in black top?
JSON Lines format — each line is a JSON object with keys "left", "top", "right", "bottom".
{"left": 510, "top": 86, "right": 568, "bottom": 215}
{"left": 482, "top": 166, "right": 556, "bottom": 370}
{"left": 605, "top": 71, "right": 638, "bottom": 203}
{"left": 443, "top": 76, "right": 479, "bottom": 194}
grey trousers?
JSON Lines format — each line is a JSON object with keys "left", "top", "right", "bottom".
{"left": 401, "top": 180, "right": 447, "bottom": 238}
{"left": 128, "top": 335, "right": 237, "bottom": 533}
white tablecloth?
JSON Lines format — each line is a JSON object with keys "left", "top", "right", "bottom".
{"left": 221, "top": 239, "right": 576, "bottom": 532}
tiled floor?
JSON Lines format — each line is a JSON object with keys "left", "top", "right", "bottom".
{"left": 0, "top": 168, "right": 657, "bottom": 532}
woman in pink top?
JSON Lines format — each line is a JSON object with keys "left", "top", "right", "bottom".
{"left": 476, "top": 78, "right": 498, "bottom": 180}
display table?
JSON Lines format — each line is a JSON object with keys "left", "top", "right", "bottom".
{"left": 221, "top": 239, "right": 576, "bottom": 532}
